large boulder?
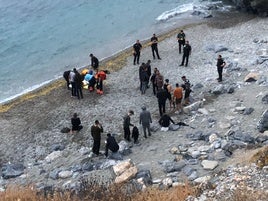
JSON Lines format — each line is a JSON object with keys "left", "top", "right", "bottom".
{"left": 1, "top": 163, "right": 25, "bottom": 179}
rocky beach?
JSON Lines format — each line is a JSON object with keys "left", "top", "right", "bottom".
{"left": 0, "top": 12, "right": 268, "bottom": 200}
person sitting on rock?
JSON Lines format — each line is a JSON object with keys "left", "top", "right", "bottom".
{"left": 158, "top": 113, "right": 175, "bottom": 131}
{"left": 71, "top": 113, "right": 83, "bottom": 133}
{"left": 105, "top": 133, "right": 119, "bottom": 157}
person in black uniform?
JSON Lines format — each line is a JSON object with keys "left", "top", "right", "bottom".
{"left": 74, "top": 69, "right": 83, "bottom": 99}
{"left": 151, "top": 34, "right": 161, "bottom": 60}
{"left": 105, "top": 133, "right": 119, "bottom": 157}
{"left": 216, "top": 55, "right": 226, "bottom": 82}
{"left": 180, "top": 40, "right": 191, "bottom": 67}
{"left": 91, "top": 120, "right": 103, "bottom": 156}
{"left": 63, "top": 70, "right": 71, "bottom": 90}
{"left": 133, "top": 40, "right": 142, "bottom": 65}
{"left": 89, "top": 53, "right": 99, "bottom": 70}
{"left": 150, "top": 68, "right": 158, "bottom": 95}
{"left": 123, "top": 110, "right": 134, "bottom": 141}
{"left": 181, "top": 76, "right": 192, "bottom": 105}
{"left": 156, "top": 87, "right": 168, "bottom": 116}
{"left": 177, "top": 30, "right": 186, "bottom": 54}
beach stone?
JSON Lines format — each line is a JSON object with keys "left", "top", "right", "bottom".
{"left": 170, "top": 147, "right": 179, "bottom": 154}
{"left": 183, "top": 166, "right": 196, "bottom": 176}
{"left": 198, "top": 108, "right": 209, "bottom": 115}
{"left": 99, "top": 160, "right": 118, "bottom": 170}
{"left": 215, "top": 44, "right": 228, "bottom": 53}
{"left": 49, "top": 169, "right": 61, "bottom": 180}
{"left": 186, "top": 131, "right": 209, "bottom": 141}
{"left": 136, "top": 170, "right": 152, "bottom": 186}
{"left": 227, "top": 85, "right": 235, "bottom": 94}
{"left": 187, "top": 159, "right": 198, "bottom": 165}
{"left": 1, "top": 163, "right": 25, "bottom": 179}
{"left": 261, "top": 94, "right": 268, "bottom": 104}
{"left": 61, "top": 127, "right": 70, "bottom": 133}
{"left": 188, "top": 171, "right": 198, "bottom": 181}
{"left": 244, "top": 72, "right": 259, "bottom": 82}
{"left": 58, "top": 171, "right": 73, "bottom": 179}
{"left": 169, "top": 124, "right": 180, "bottom": 131}
{"left": 183, "top": 101, "right": 203, "bottom": 114}
{"left": 190, "top": 150, "right": 201, "bottom": 159}
{"left": 219, "top": 122, "right": 232, "bottom": 129}
{"left": 114, "top": 166, "right": 138, "bottom": 184}
{"left": 51, "top": 144, "right": 65, "bottom": 151}
{"left": 257, "top": 109, "right": 268, "bottom": 133}
{"left": 201, "top": 160, "right": 218, "bottom": 170}
{"left": 243, "top": 107, "right": 254, "bottom": 115}
{"left": 118, "top": 141, "right": 132, "bottom": 155}
{"left": 81, "top": 158, "right": 94, "bottom": 171}
{"left": 113, "top": 159, "right": 133, "bottom": 176}
{"left": 255, "top": 135, "right": 268, "bottom": 143}
{"left": 161, "top": 160, "right": 186, "bottom": 173}
{"left": 211, "top": 141, "right": 221, "bottom": 149}
{"left": 45, "top": 151, "right": 62, "bottom": 163}
{"left": 108, "top": 152, "right": 124, "bottom": 160}
{"left": 211, "top": 85, "right": 225, "bottom": 95}
{"left": 78, "top": 147, "right": 90, "bottom": 155}
{"left": 233, "top": 132, "right": 255, "bottom": 143}
{"left": 162, "top": 177, "right": 173, "bottom": 187}
{"left": 235, "top": 106, "right": 246, "bottom": 112}
{"left": 198, "top": 145, "right": 211, "bottom": 152}
{"left": 192, "top": 83, "right": 204, "bottom": 90}
{"left": 194, "top": 175, "right": 211, "bottom": 183}
{"left": 209, "top": 133, "right": 219, "bottom": 144}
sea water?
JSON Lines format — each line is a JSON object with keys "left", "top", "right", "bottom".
{"left": 0, "top": 0, "right": 233, "bottom": 103}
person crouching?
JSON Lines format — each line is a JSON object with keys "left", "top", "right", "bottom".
{"left": 105, "top": 133, "right": 119, "bottom": 157}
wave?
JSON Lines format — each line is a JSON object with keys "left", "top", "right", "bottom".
{"left": 156, "top": 3, "right": 194, "bottom": 21}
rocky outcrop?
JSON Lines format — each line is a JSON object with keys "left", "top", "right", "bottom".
{"left": 231, "top": 0, "right": 268, "bottom": 16}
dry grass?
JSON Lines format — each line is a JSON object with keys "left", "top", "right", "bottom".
{"left": 250, "top": 145, "right": 268, "bottom": 168}
{"left": 0, "top": 181, "right": 198, "bottom": 201}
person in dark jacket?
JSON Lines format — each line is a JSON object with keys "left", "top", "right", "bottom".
{"left": 71, "top": 113, "right": 83, "bottom": 133}
{"left": 91, "top": 120, "right": 103, "bottom": 155}
{"left": 132, "top": 126, "right": 139, "bottom": 144}
{"left": 180, "top": 40, "right": 192, "bottom": 67}
{"left": 177, "top": 30, "right": 186, "bottom": 54}
{"left": 105, "top": 133, "right": 119, "bottom": 157}
{"left": 133, "top": 40, "right": 142, "bottom": 65}
{"left": 139, "top": 106, "right": 152, "bottom": 138}
{"left": 156, "top": 88, "right": 168, "bottom": 116}
{"left": 150, "top": 34, "right": 161, "bottom": 60}
{"left": 216, "top": 55, "right": 226, "bottom": 82}
{"left": 123, "top": 110, "right": 134, "bottom": 141}
{"left": 74, "top": 69, "right": 83, "bottom": 99}
{"left": 150, "top": 68, "right": 158, "bottom": 95}
{"left": 89, "top": 53, "right": 99, "bottom": 70}
{"left": 181, "top": 76, "right": 192, "bottom": 105}
{"left": 159, "top": 113, "right": 175, "bottom": 127}
{"left": 63, "top": 70, "right": 71, "bottom": 90}
{"left": 140, "top": 67, "right": 150, "bottom": 94}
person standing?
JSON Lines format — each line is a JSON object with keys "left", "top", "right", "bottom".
{"left": 145, "top": 60, "right": 152, "bottom": 80}
{"left": 139, "top": 106, "right": 152, "bottom": 138}
{"left": 155, "top": 70, "right": 164, "bottom": 92}
{"left": 157, "top": 87, "right": 168, "bottom": 116}
{"left": 133, "top": 40, "right": 142, "bottom": 65}
{"left": 63, "top": 70, "right": 71, "bottom": 90}
{"left": 89, "top": 53, "right": 99, "bottom": 70}
{"left": 74, "top": 69, "right": 83, "bottom": 99}
{"left": 216, "top": 55, "right": 226, "bottom": 82}
{"left": 173, "top": 83, "right": 183, "bottom": 114}
{"left": 150, "top": 68, "right": 158, "bottom": 95}
{"left": 105, "top": 133, "right": 119, "bottom": 157}
{"left": 180, "top": 40, "right": 192, "bottom": 67}
{"left": 177, "top": 30, "right": 186, "bottom": 54}
{"left": 140, "top": 66, "right": 149, "bottom": 94}
{"left": 151, "top": 34, "right": 161, "bottom": 60}
{"left": 181, "top": 76, "right": 192, "bottom": 105}
{"left": 163, "top": 79, "right": 173, "bottom": 110}
{"left": 91, "top": 120, "right": 103, "bottom": 156}
{"left": 123, "top": 110, "right": 134, "bottom": 141}
{"left": 71, "top": 113, "right": 83, "bottom": 133}
{"left": 69, "top": 68, "right": 77, "bottom": 97}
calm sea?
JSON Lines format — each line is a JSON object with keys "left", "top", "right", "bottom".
{"left": 0, "top": 0, "right": 233, "bottom": 103}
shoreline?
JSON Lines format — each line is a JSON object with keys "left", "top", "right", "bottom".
{"left": 0, "top": 11, "right": 256, "bottom": 113}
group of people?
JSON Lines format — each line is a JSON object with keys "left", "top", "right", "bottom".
{"left": 63, "top": 53, "right": 107, "bottom": 98}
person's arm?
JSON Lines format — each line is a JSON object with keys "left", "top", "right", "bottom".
{"left": 222, "top": 61, "right": 226, "bottom": 67}
{"left": 169, "top": 117, "right": 175, "bottom": 124}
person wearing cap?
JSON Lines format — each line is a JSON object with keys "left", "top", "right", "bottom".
{"left": 177, "top": 30, "right": 186, "bottom": 54}
{"left": 123, "top": 110, "right": 134, "bottom": 141}
{"left": 105, "top": 133, "right": 119, "bottom": 157}
{"left": 139, "top": 106, "right": 152, "bottom": 138}
{"left": 150, "top": 33, "right": 161, "bottom": 60}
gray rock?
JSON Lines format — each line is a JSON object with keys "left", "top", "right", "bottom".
{"left": 188, "top": 171, "right": 198, "bottom": 181}
{"left": 233, "top": 132, "right": 255, "bottom": 143}
{"left": 161, "top": 160, "right": 186, "bottom": 173}
{"left": 211, "top": 85, "right": 225, "bottom": 95}
{"left": 186, "top": 131, "right": 209, "bottom": 141}
{"left": 255, "top": 135, "right": 268, "bottom": 143}
{"left": 201, "top": 160, "right": 218, "bottom": 170}
{"left": 192, "top": 83, "right": 204, "bottom": 90}
{"left": 169, "top": 124, "right": 180, "bottom": 131}
{"left": 227, "top": 85, "right": 235, "bottom": 94}
{"left": 71, "top": 164, "right": 82, "bottom": 172}
{"left": 214, "top": 44, "right": 228, "bottom": 53}
{"left": 261, "top": 94, "right": 268, "bottom": 104}
{"left": 183, "top": 166, "right": 196, "bottom": 176}
{"left": 49, "top": 169, "right": 61, "bottom": 180}
{"left": 108, "top": 152, "right": 124, "bottom": 160}
{"left": 1, "top": 163, "right": 25, "bottom": 179}
{"left": 51, "top": 144, "right": 65, "bottom": 151}
{"left": 256, "top": 75, "right": 267, "bottom": 85}
{"left": 257, "top": 109, "right": 268, "bottom": 133}
{"left": 136, "top": 170, "right": 152, "bottom": 186}
{"left": 243, "top": 107, "right": 254, "bottom": 115}
{"left": 81, "top": 158, "right": 94, "bottom": 172}
{"left": 118, "top": 141, "right": 132, "bottom": 155}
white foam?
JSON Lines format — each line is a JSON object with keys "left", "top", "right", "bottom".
{"left": 156, "top": 3, "right": 194, "bottom": 21}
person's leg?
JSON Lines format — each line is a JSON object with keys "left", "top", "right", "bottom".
{"left": 158, "top": 102, "right": 162, "bottom": 116}
{"left": 133, "top": 54, "right": 137, "bottom": 65}
{"left": 180, "top": 54, "right": 185, "bottom": 66}
{"left": 218, "top": 67, "right": 223, "bottom": 81}
{"left": 137, "top": 52, "right": 140, "bottom": 64}
{"left": 124, "top": 127, "right": 128, "bottom": 140}
{"left": 96, "top": 139, "right": 100, "bottom": 155}
{"left": 143, "top": 125, "right": 147, "bottom": 138}
{"left": 105, "top": 144, "right": 109, "bottom": 157}
{"left": 126, "top": 127, "right": 131, "bottom": 141}
{"left": 147, "top": 125, "right": 151, "bottom": 136}
{"left": 155, "top": 47, "right": 161, "bottom": 59}
{"left": 179, "top": 41, "right": 182, "bottom": 54}
{"left": 185, "top": 55, "right": 189, "bottom": 67}
{"left": 162, "top": 101, "right": 166, "bottom": 114}
{"left": 152, "top": 47, "right": 155, "bottom": 59}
